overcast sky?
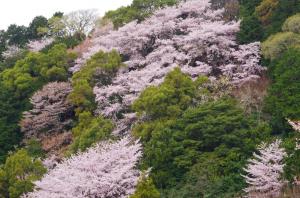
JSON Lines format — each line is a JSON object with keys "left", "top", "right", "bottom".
{"left": 0, "top": 0, "right": 133, "bottom": 30}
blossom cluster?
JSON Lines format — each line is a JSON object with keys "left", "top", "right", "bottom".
{"left": 27, "top": 37, "right": 54, "bottom": 52}
{"left": 69, "top": 0, "right": 265, "bottom": 130}
{"left": 20, "top": 82, "right": 73, "bottom": 153}
{"left": 242, "top": 139, "right": 287, "bottom": 196}
{"left": 24, "top": 137, "right": 142, "bottom": 198}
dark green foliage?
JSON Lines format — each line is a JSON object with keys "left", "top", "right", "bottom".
{"left": 283, "top": 136, "right": 300, "bottom": 182}
{"left": 56, "top": 32, "right": 86, "bottom": 49}
{"left": 28, "top": 16, "right": 49, "bottom": 39}
{"left": 135, "top": 98, "right": 270, "bottom": 194}
{"left": 70, "top": 111, "right": 114, "bottom": 152}
{"left": 0, "top": 83, "right": 23, "bottom": 164}
{"left": 164, "top": 153, "right": 245, "bottom": 198}
{"left": 264, "top": 48, "right": 300, "bottom": 133}
{"left": 5, "top": 25, "right": 29, "bottom": 47}
{"left": 53, "top": 12, "right": 64, "bottom": 18}
{"left": 238, "top": 14, "right": 264, "bottom": 44}
{"left": 239, "top": 0, "right": 262, "bottom": 16}
{"left": 179, "top": 99, "right": 269, "bottom": 154}
{"left": 238, "top": 0, "right": 263, "bottom": 43}
{"left": 0, "top": 149, "right": 46, "bottom": 198}
{"left": 137, "top": 99, "right": 269, "bottom": 188}
{"left": 0, "top": 30, "right": 7, "bottom": 62}
{"left": 133, "top": 69, "right": 270, "bottom": 196}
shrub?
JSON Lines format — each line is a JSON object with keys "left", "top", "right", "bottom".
{"left": 282, "top": 13, "right": 300, "bottom": 34}
{"left": 261, "top": 32, "right": 300, "bottom": 60}
{"left": 0, "top": 149, "right": 46, "bottom": 198}
{"left": 70, "top": 111, "right": 114, "bottom": 152}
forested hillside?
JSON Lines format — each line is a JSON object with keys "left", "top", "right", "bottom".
{"left": 1, "top": 0, "right": 300, "bottom": 197}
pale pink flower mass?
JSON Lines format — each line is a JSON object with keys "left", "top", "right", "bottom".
{"left": 69, "top": 0, "right": 265, "bottom": 132}
{"left": 24, "top": 137, "right": 142, "bottom": 198}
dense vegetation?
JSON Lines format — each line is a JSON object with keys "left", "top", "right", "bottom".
{"left": 132, "top": 69, "right": 271, "bottom": 197}
{"left": 0, "top": 44, "right": 76, "bottom": 163}
{"left": 1, "top": 0, "right": 300, "bottom": 197}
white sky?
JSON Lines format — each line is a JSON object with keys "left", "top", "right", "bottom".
{"left": 0, "top": 0, "right": 133, "bottom": 30}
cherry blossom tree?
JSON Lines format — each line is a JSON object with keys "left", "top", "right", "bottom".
{"left": 24, "top": 137, "right": 142, "bottom": 198}
{"left": 242, "top": 139, "right": 287, "bottom": 197}
{"left": 1, "top": 45, "right": 23, "bottom": 59}
{"left": 20, "top": 82, "right": 74, "bottom": 153}
{"left": 288, "top": 119, "right": 300, "bottom": 150}
{"left": 27, "top": 37, "right": 54, "bottom": 52}
{"left": 68, "top": 0, "right": 265, "bottom": 134}
{"left": 288, "top": 119, "right": 300, "bottom": 132}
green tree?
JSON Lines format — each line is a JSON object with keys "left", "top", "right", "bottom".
{"left": 255, "top": 0, "right": 279, "bottom": 25}
{"left": 237, "top": 14, "right": 264, "bottom": 44}
{"left": 264, "top": 48, "right": 300, "bottom": 133}
{"left": 130, "top": 175, "right": 160, "bottom": 198}
{"left": 0, "top": 44, "right": 72, "bottom": 99}
{"left": 164, "top": 152, "right": 246, "bottom": 198}
{"left": 70, "top": 111, "right": 114, "bottom": 152}
{"left": 133, "top": 68, "right": 196, "bottom": 119}
{"left": 0, "top": 81, "right": 23, "bottom": 163}
{"left": 0, "top": 30, "right": 7, "bottom": 62}
{"left": 104, "top": 6, "right": 139, "bottom": 28}
{"left": 0, "top": 149, "right": 46, "bottom": 198}
{"left": 282, "top": 13, "right": 300, "bottom": 34}
{"left": 28, "top": 16, "right": 48, "bottom": 39}
{"left": 238, "top": 0, "right": 263, "bottom": 43}
{"left": 5, "top": 25, "right": 28, "bottom": 47}
{"left": 261, "top": 32, "right": 300, "bottom": 60}
{"left": 133, "top": 68, "right": 270, "bottom": 192}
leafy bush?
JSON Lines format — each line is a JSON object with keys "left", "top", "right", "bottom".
{"left": 282, "top": 13, "right": 300, "bottom": 34}
{"left": 130, "top": 175, "right": 160, "bottom": 198}
{"left": 261, "top": 32, "right": 300, "bottom": 60}
{"left": 255, "top": 0, "right": 279, "bottom": 25}
{"left": 25, "top": 139, "right": 45, "bottom": 158}
{"left": 133, "top": 68, "right": 196, "bottom": 119}
{"left": 0, "top": 149, "right": 46, "bottom": 198}
{"left": 70, "top": 111, "right": 114, "bottom": 152}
